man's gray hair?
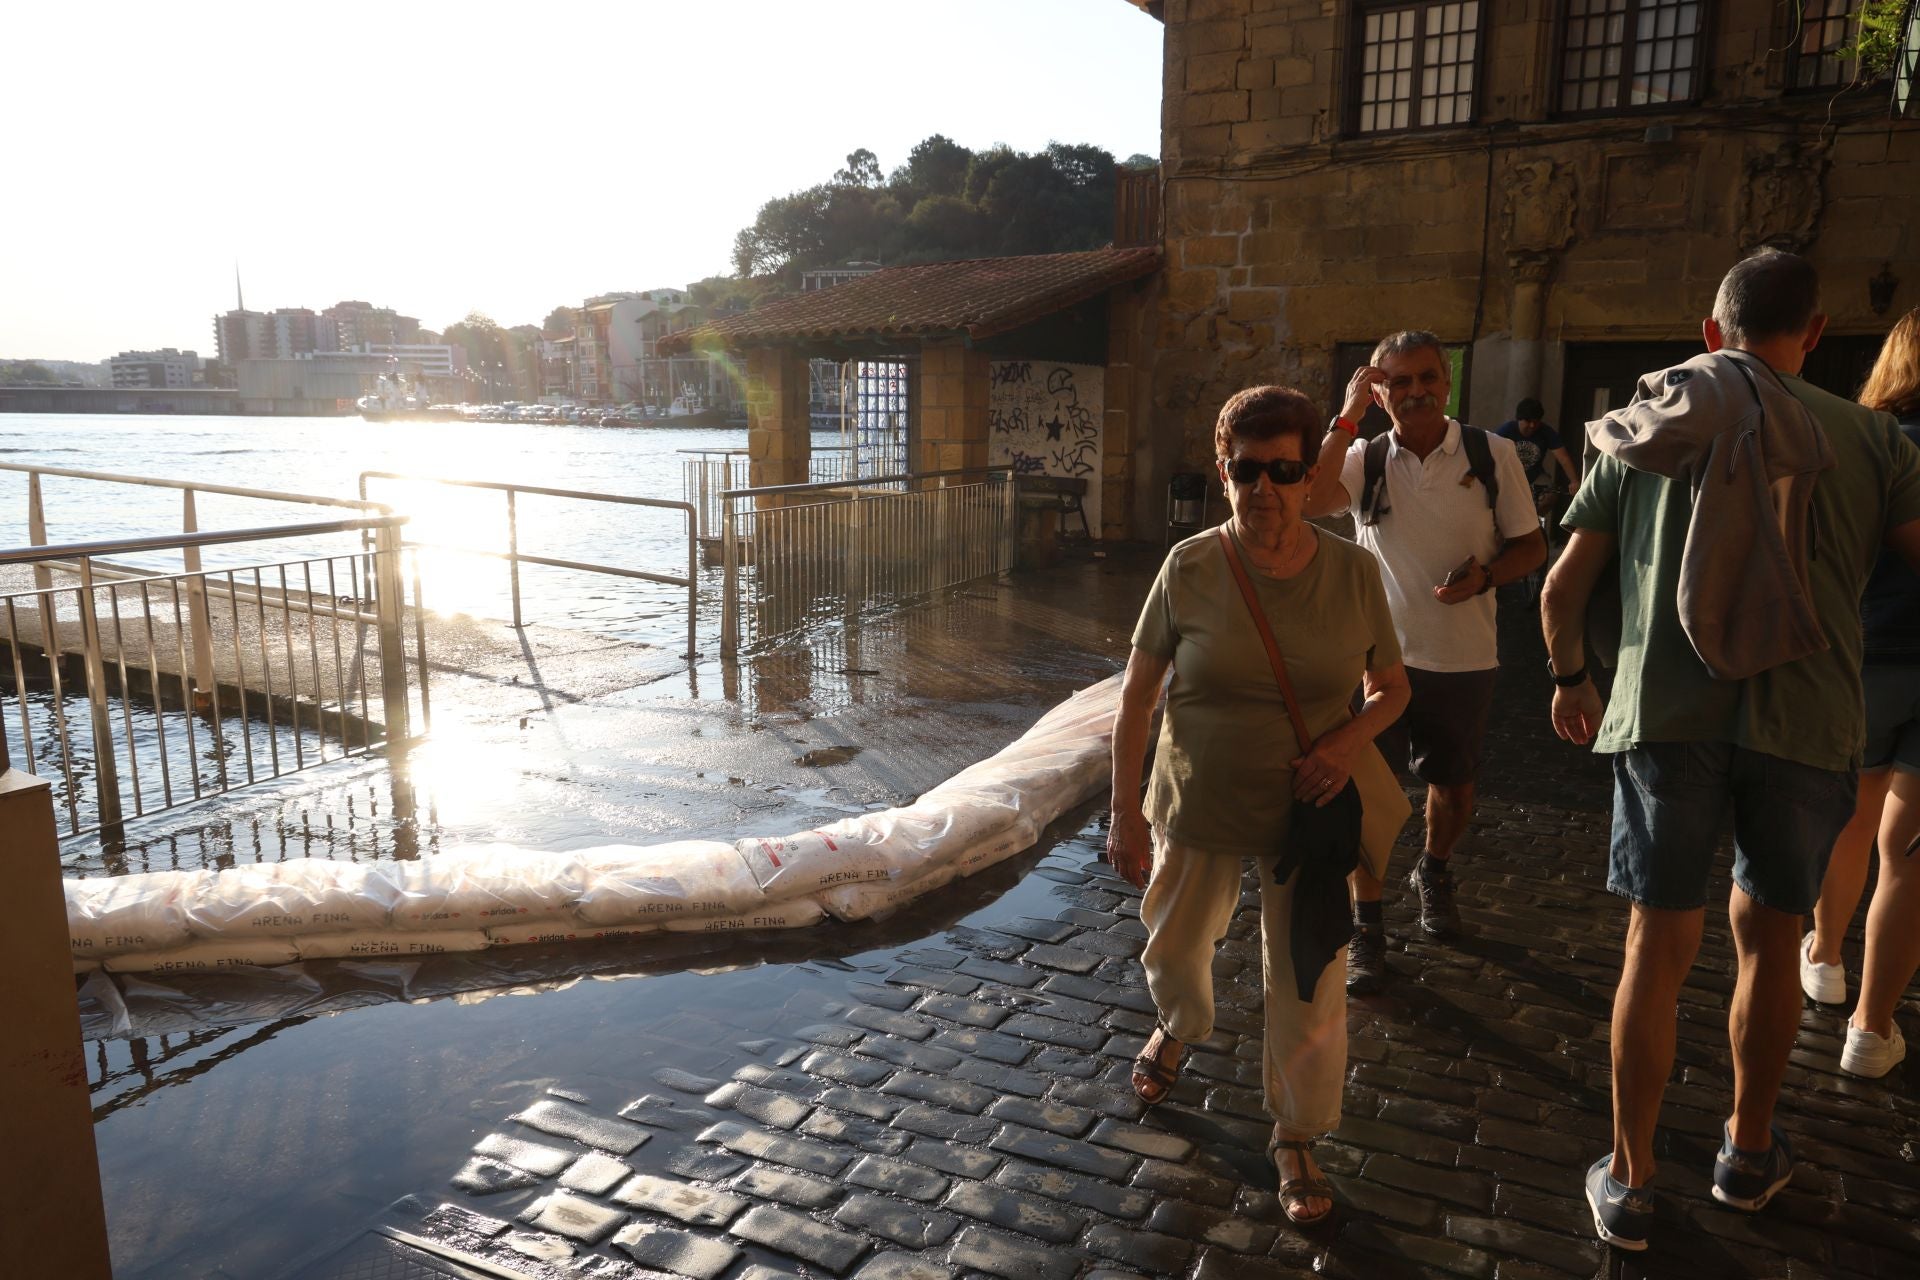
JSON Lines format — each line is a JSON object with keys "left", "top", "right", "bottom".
{"left": 1713, "top": 250, "right": 1820, "bottom": 347}
{"left": 1370, "top": 329, "right": 1447, "bottom": 367}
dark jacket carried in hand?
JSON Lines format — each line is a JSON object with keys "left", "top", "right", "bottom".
{"left": 1585, "top": 349, "right": 1835, "bottom": 681}
{"left": 1272, "top": 781, "right": 1361, "bottom": 1002}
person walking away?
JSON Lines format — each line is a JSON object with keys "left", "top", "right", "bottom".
{"left": 1801, "top": 305, "right": 1920, "bottom": 1077}
{"left": 1303, "top": 332, "right": 1544, "bottom": 993}
{"left": 1540, "top": 253, "right": 1920, "bottom": 1252}
{"left": 1108, "top": 386, "right": 1410, "bottom": 1227}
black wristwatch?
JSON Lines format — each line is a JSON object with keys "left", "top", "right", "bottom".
{"left": 1550, "top": 662, "right": 1588, "bottom": 687}
{"left": 1475, "top": 563, "right": 1495, "bottom": 595}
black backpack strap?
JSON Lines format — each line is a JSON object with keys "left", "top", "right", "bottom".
{"left": 1360, "top": 432, "right": 1392, "bottom": 526}
{"left": 1460, "top": 425, "right": 1500, "bottom": 516}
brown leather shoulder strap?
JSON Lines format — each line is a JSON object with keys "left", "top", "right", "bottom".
{"left": 1217, "top": 525, "right": 1314, "bottom": 751}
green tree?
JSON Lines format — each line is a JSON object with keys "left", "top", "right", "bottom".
{"left": 0, "top": 360, "right": 56, "bottom": 384}
{"left": 833, "top": 148, "right": 883, "bottom": 187}
{"left": 896, "top": 134, "right": 973, "bottom": 199}
{"left": 542, "top": 306, "right": 575, "bottom": 336}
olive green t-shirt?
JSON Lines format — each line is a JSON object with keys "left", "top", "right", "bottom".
{"left": 1564, "top": 373, "right": 1920, "bottom": 771}
{"left": 1131, "top": 525, "right": 1401, "bottom": 855}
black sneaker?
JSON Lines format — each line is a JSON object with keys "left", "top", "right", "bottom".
{"left": 1347, "top": 925, "right": 1387, "bottom": 995}
{"left": 1712, "top": 1123, "right": 1794, "bottom": 1212}
{"left": 1408, "top": 858, "right": 1460, "bottom": 938}
{"left": 1584, "top": 1154, "right": 1653, "bottom": 1251}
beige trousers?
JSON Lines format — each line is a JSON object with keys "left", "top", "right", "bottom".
{"left": 1139, "top": 830, "right": 1348, "bottom": 1135}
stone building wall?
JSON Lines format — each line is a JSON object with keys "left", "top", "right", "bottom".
{"left": 1136, "top": 0, "right": 1919, "bottom": 532}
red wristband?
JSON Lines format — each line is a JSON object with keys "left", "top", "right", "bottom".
{"left": 1330, "top": 416, "right": 1358, "bottom": 436}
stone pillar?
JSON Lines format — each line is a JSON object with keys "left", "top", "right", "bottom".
{"left": 744, "top": 345, "right": 811, "bottom": 491}
{"left": 916, "top": 339, "right": 989, "bottom": 478}
{"left": 1504, "top": 252, "right": 1555, "bottom": 416}
{"left": 0, "top": 765, "right": 113, "bottom": 1278}
{"left": 1103, "top": 288, "right": 1146, "bottom": 540}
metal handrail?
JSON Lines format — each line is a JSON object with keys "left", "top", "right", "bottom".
{"left": 358, "top": 471, "right": 698, "bottom": 655}
{"left": 2, "top": 514, "right": 422, "bottom": 843}
{"left": 0, "top": 515, "right": 407, "bottom": 565}
{"left": 722, "top": 465, "right": 1013, "bottom": 500}
{"left": 0, "top": 462, "right": 386, "bottom": 512}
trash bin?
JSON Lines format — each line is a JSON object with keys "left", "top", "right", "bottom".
{"left": 1168, "top": 472, "right": 1208, "bottom": 526}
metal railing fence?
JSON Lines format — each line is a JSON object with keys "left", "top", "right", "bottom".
{"left": 358, "top": 471, "right": 699, "bottom": 656}
{"left": 1, "top": 515, "right": 424, "bottom": 843}
{"left": 680, "top": 448, "right": 861, "bottom": 543}
{"left": 720, "top": 468, "right": 1015, "bottom": 656}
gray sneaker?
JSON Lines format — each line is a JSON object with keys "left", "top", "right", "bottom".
{"left": 1584, "top": 1154, "right": 1652, "bottom": 1251}
{"left": 1712, "top": 1123, "right": 1794, "bottom": 1212}
{"left": 1409, "top": 858, "right": 1460, "bottom": 938}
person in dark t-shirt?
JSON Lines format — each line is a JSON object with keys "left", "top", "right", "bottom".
{"left": 1493, "top": 398, "right": 1579, "bottom": 494}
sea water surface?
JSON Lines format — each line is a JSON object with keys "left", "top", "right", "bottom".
{"left": 1, "top": 413, "right": 843, "bottom": 643}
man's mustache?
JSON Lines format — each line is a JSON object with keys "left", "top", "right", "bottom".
{"left": 1398, "top": 394, "right": 1441, "bottom": 411}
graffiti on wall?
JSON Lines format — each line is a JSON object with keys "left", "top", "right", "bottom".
{"left": 987, "top": 360, "right": 1104, "bottom": 535}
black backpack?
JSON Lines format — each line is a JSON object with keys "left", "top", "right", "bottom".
{"left": 1359, "top": 424, "right": 1500, "bottom": 527}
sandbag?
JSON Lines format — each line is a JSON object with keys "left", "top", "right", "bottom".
{"left": 575, "top": 841, "right": 763, "bottom": 925}
{"left": 67, "top": 870, "right": 197, "bottom": 959}
{"left": 296, "top": 930, "right": 493, "bottom": 960}
{"left": 176, "top": 858, "right": 396, "bottom": 938}
{"left": 663, "top": 899, "right": 826, "bottom": 933}
{"left": 386, "top": 845, "right": 587, "bottom": 929}
{"left": 104, "top": 938, "right": 303, "bottom": 974}
{"left": 733, "top": 827, "right": 899, "bottom": 897}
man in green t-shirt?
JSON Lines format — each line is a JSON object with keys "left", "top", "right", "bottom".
{"left": 1541, "top": 250, "right": 1920, "bottom": 1253}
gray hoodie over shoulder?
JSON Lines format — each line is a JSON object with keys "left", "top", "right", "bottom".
{"left": 1585, "top": 349, "right": 1835, "bottom": 681}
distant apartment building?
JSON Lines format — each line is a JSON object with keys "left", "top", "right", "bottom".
{"left": 109, "top": 348, "right": 201, "bottom": 388}
{"left": 214, "top": 307, "right": 329, "bottom": 362}
{"left": 800, "top": 262, "right": 881, "bottom": 292}
{"left": 349, "top": 343, "right": 466, "bottom": 378}
{"left": 569, "top": 290, "right": 716, "bottom": 405}
{"left": 325, "top": 301, "right": 420, "bottom": 349}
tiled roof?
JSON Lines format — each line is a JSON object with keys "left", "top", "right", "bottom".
{"left": 655, "top": 247, "right": 1161, "bottom": 353}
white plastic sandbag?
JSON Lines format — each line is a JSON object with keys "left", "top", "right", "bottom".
{"left": 575, "top": 841, "right": 764, "bottom": 925}
{"left": 103, "top": 938, "right": 303, "bottom": 974}
{"left": 176, "top": 857, "right": 396, "bottom": 938}
{"left": 663, "top": 898, "right": 826, "bottom": 933}
{"left": 386, "top": 845, "right": 587, "bottom": 929}
{"left": 66, "top": 869, "right": 197, "bottom": 959}
{"left": 734, "top": 827, "right": 898, "bottom": 896}
{"left": 296, "top": 930, "right": 493, "bottom": 960}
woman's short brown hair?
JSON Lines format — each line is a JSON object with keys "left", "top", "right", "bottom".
{"left": 1860, "top": 308, "right": 1920, "bottom": 419}
{"left": 1214, "top": 385, "right": 1321, "bottom": 464}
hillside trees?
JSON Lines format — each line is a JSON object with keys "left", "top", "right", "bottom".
{"left": 729, "top": 136, "right": 1127, "bottom": 282}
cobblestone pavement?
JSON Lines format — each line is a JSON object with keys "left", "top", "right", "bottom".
{"left": 379, "top": 599, "right": 1920, "bottom": 1280}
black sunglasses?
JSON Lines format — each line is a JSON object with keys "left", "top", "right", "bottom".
{"left": 1225, "top": 456, "right": 1310, "bottom": 486}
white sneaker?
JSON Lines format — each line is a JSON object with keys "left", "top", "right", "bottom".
{"left": 1799, "top": 933, "right": 1846, "bottom": 1005}
{"left": 1841, "top": 1023, "right": 1907, "bottom": 1078}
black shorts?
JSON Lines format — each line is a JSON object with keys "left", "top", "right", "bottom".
{"left": 1376, "top": 666, "right": 1497, "bottom": 787}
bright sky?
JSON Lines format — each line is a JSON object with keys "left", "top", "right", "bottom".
{"left": 0, "top": 0, "right": 1163, "bottom": 361}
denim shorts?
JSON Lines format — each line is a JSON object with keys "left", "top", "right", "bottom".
{"left": 1608, "top": 742, "right": 1858, "bottom": 913}
{"left": 1862, "top": 663, "right": 1920, "bottom": 773}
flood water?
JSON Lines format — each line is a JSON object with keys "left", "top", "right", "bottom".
{"left": 0, "top": 413, "right": 845, "bottom": 646}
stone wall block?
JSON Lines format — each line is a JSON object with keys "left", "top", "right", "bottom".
{"left": 1226, "top": 289, "right": 1284, "bottom": 323}
{"left": 1175, "top": 124, "right": 1235, "bottom": 159}
{"left": 1181, "top": 236, "right": 1242, "bottom": 268}
{"left": 1186, "top": 51, "right": 1244, "bottom": 93}
{"left": 1166, "top": 267, "right": 1225, "bottom": 314}
{"left": 1183, "top": 90, "right": 1252, "bottom": 127}
{"left": 1274, "top": 55, "right": 1314, "bottom": 88}
{"left": 1173, "top": 18, "right": 1251, "bottom": 57}
{"left": 1230, "top": 118, "right": 1314, "bottom": 153}
{"left": 1236, "top": 58, "right": 1276, "bottom": 90}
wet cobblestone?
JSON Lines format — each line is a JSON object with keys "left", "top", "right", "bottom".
{"left": 401, "top": 601, "right": 1920, "bottom": 1279}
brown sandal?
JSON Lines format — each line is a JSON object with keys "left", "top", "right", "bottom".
{"left": 1270, "top": 1138, "right": 1336, "bottom": 1227}
{"left": 1130, "top": 1027, "right": 1186, "bottom": 1106}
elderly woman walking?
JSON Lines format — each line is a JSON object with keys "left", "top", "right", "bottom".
{"left": 1107, "top": 385, "right": 1410, "bottom": 1226}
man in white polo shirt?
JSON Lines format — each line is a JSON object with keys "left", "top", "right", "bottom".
{"left": 1304, "top": 330, "right": 1544, "bottom": 993}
